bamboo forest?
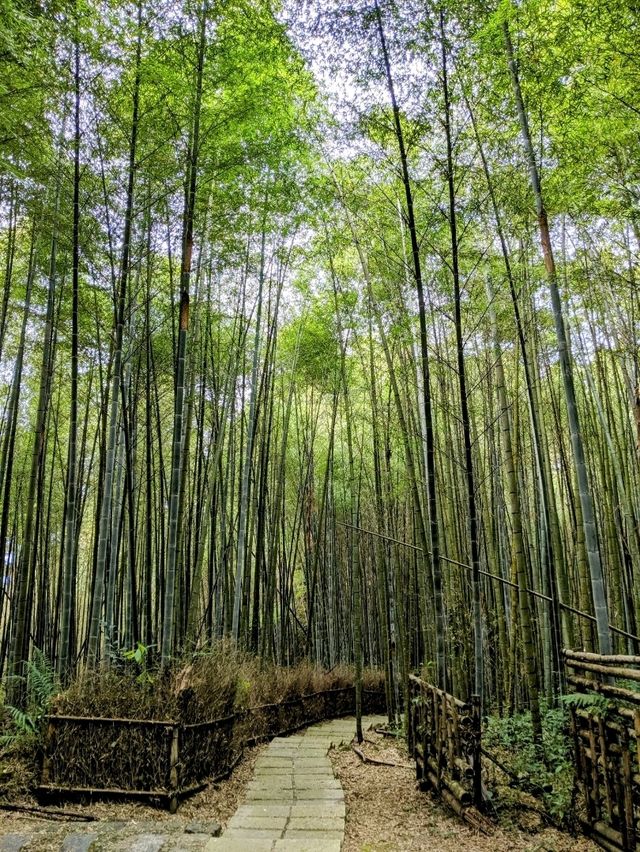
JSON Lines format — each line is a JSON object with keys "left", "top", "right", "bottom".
{"left": 0, "top": 0, "right": 639, "bottom": 849}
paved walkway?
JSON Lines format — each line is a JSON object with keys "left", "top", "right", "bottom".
{"left": 206, "top": 715, "right": 385, "bottom": 852}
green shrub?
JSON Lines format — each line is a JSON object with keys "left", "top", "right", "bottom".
{"left": 0, "top": 649, "right": 56, "bottom": 800}
{"left": 1, "top": 648, "right": 56, "bottom": 748}
{"left": 484, "top": 702, "right": 574, "bottom": 822}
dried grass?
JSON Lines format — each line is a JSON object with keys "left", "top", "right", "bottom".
{"left": 52, "top": 646, "right": 384, "bottom": 724}
{"left": 0, "top": 739, "right": 39, "bottom": 802}
{"left": 35, "top": 648, "right": 385, "bottom": 799}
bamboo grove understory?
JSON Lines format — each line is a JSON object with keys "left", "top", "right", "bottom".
{"left": 0, "top": 0, "right": 639, "bottom": 730}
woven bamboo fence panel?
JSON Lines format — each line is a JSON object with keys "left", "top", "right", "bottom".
{"left": 408, "top": 675, "right": 482, "bottom": 820}
{"left": 39, "top": 685, "right": 385, "bottom": 811}
{"left": 565, "top": 649, "right": 640, "bottom": 851}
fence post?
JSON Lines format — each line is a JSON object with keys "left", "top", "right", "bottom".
{"left": 471, "top": 694, "right": 481, "bottom": 808}
{"left": 407, "top": 678, "right": 414, "bottom": 755}
{"left": 168, "top": 723, "right": 180, "bottom": 813}
{"left": 41, "top": 717, "right": 55, "bottom": 785}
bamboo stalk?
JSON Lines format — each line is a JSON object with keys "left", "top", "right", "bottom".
{"left": 426, "top": 759, "right": 471, "bottom": 805}
{"left": 579, "top": 819, "right": 624, "bottom": 852}
{"left": 620, "top": 724, "right": 636, "bottom": 848}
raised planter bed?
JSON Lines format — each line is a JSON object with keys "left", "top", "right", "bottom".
{"left": 38, "top": 685, "right": 385, "bottom": 811}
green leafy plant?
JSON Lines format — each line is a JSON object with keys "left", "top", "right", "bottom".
{"left": 615, "top": 679, "right": 640, "bottom": 694}
{"left": 419, "top": 661, "right": 436, "bottom": 682}
{"left": 559, "top": 692, "right": 613, "bottom": 715}
{"left": 1, "top": 649, "right": 56, "bottom": 748}
{"left": 121, "top": 642, "right": 154, "bottom": 685}
{"left": 2, "top": 705, "right": 38, "bottom": 740}
{"left": 484, "top": 703, "right": 574, "bottom": 823}
{"left": 123, "top": 641, "right": 148, "bottom": 667}
{"left": 235, "top": 677, "right": 252, "bottom": 708}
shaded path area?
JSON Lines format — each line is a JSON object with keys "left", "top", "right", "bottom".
{"left": 0, "top": 819, "right": 221, "bottom": 851}
{"left": 206, "top": 715, "right": 385, "bottom": 852}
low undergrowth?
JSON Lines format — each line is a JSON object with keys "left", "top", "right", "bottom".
{"left": 1, "top": 649, "right": 57, "bottom": 800}
{"left": 1, "top": 642, "right": 384, "bottom": 801}
{"left": 483, "top": 702, "right": 575, "bottom": 825}
{"left": 53, "top": 642, "right": 384, "bottom": 722}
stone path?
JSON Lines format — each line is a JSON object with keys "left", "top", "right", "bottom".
{"left": 205, "top": 715, "right": 385, "bottom": 852}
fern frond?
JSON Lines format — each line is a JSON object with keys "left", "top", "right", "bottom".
{"left": 559, "top": 692, "right": 612, "bottom": 714}
{"left": 0, "top": 732, "right": 19, "bottom": 748}
{"left": 6, "top": 705, "right": 36, "bottom": 733}
{"left": 25, "top": 647, "right": 56, "bottom": 715}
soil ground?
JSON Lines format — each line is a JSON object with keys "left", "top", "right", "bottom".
{"left": 0, "top": 744, "right": 265, "bottom": 850}
{"left": 330, "top": 726, "right": 598, "bottom": 852}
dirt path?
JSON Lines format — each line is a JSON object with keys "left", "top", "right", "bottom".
{"left": 331, "top": 726, "right": 598, "bottom": 852}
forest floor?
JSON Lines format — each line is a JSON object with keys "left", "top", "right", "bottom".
{"left": 330, "top": 726, "right": 598, "bottom": 852}
{"left": 0, "top": 744, "right": 265, "bottom": 850}
{"left": 1, "top": 723, "right": 600, "bottom": 851}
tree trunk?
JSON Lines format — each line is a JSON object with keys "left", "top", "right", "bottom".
{"left": 503, "top": 20, "right": 612, "bottom": 655}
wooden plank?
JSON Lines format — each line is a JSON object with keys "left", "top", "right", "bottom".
{"left": 471, "top": 694, "right": 481, "bottom": 807}
{"left": 611, "top": 764, "right": 628, "bottom": 849}
{"left": 425, "top": 758, "right": 471, "bottom": 805}
{"left": 587, "top": 716, "right": 601, "bottom": 822}
{"left": 570, "top": 710, "right": 591, "bottom": 818}
{"left": 597, "top": 715, "right": 614, "bottom": 825}
{"left": 565, "top": 659, "right": 640, "bottom": 682}
{"left": 169, "top": 724, "right": 180, "bottom": 791}
{"left": 408, "top": 678, "right": 416, "bottom": 759}
{"left": 635, "top": 711, "right": 640, "bottom": 779}
{"left": 408, "top": 675, "right": 469, "bottom": 710}
{"left": 451, "top": 700, "right": 461, "bottom": 779}
{"left": 40, "top": 720, "right": 55, "bottom": 785}
{"left": 420, "top": 686, "right": 428, "bottom": 782}
{"left": 435, "top": 689, "right": 444, "bottom": 786}
{"left": 445, "top": 695, "right": 455, "bottom": 776}
{"left": 564, "top": 650, "right": 640, "bottom": 667}
{"left": 579, "top": 819, "right": 625, "bottom": 852}
{"left": 575, "top": 709, "right": 635, "bottom": 739}
{"left": 428, "top": 684, "right": 437, "bottom": 767}
{"left": 568, "top": 674, "right": 640, "bottom": 707}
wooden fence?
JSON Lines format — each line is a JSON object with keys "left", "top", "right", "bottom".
{"left": 39, "top": 686, "right": 384, "bottom": 811}
{"left": 407, "top": 675, "right": 482, "bottom": 820}
{"left": 565, "top": 649, "right": 640, "bottom": 851}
